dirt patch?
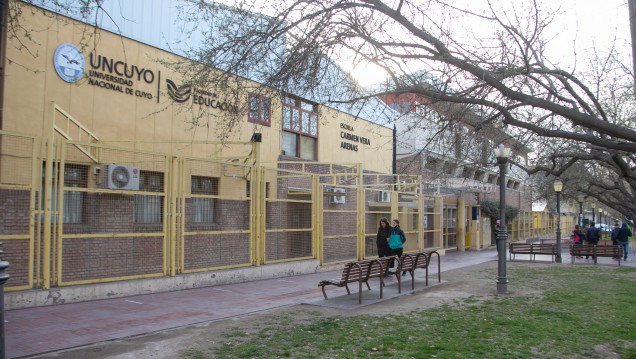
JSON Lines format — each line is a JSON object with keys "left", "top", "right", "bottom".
{"left": 29, "top": 261, "right": 548, "bottom": 359}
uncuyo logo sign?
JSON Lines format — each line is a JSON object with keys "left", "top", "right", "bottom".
{"left": 166, "top": 79, "right": 191, "bottom": 103}
{"left": 53, "top": 43, "right": 85, "bottom": 83}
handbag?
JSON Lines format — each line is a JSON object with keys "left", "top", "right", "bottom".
{"left": 389, "top": 232, "right": 403, "bottom": 249}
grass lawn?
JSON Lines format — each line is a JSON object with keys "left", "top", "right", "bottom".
{"left": 185, "top": 265, "right": 636, "bottom": 359}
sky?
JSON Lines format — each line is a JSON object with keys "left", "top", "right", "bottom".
{"left": 349, "top": 0, "right": 632, "bottom": 87}
{"left": 47, "top": 0, "right": 632, "bottom": 89}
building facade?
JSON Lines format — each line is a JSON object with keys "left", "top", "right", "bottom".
{"left": 0, "top": 1, "right": 437, "bottom": 308}
{"left": 0, "top": 1, "right": 555, "bottom": 308}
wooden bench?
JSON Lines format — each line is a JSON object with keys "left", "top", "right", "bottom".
{"left": 509, "top": 243, "right": 557, "bottom": 262}
{"left": 389, "top": 250, "right": 441, "bottom": 293}
{"left": 570, "top": 245, "right": 623, "bottom": 266}
{"left": 318, "top": 256, "right": 397, "bottom": 303}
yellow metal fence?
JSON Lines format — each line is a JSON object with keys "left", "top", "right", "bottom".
{"left": 0, "top": 130, "right": 561, "bottom": 293}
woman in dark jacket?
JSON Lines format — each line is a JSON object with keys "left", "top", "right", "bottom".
{"left": 376, "top": 217, "right": 391, "bottom": 258}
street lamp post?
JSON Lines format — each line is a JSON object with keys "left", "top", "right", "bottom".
{"left": 494, "top": 144, "right": 510, "bottom": 294}
{"left": 577, "top": 194, "right": 584, "bottom": 226}
{"left": 599, "top": 208, "right": 604, "bottom": 239}
{"left": 554, "top": 179, "right": 564, "bottom": 263}
{"left": 591, "top": 202, "right": 596, "bottom": 223}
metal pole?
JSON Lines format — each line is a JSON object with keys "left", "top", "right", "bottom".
{"left": 555, "top": 193, "right": 562, "bottom": 263}
{"left": 496, "top": 161, "right": 508, "bottom": 294}
{"left": 0, "top": 242, "right": 10, "bottom": 359}
{"left": 392, "top": 125, "right": 396, "bottom": 191}
{"left": 579, "top": 202, "right": 583, "bottom": 226}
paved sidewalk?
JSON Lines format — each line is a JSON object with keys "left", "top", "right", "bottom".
{"left": 6, "top": 247, "right": 633, "bottom": 358}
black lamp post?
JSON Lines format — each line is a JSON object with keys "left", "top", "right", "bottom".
{"left": 577, "top": 194, "right": 584, "bottom": 226}
{"left": 554, "top": 179, "right": 564, "bottom": 263}
{"left": 591, "top": 202, "right": 596, "bottom": 223}
{"left": 494, "top": 144, "right": 510, "bottom": 294}
{"left": 599, "top": 208, "right": 604, "bottom": 239}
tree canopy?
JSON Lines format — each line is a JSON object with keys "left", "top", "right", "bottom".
{"left": 12, "top": 0, "right": 636, "bottom": 219}
{"left": 171, "top": 0, "right": 636, "bottom": 219}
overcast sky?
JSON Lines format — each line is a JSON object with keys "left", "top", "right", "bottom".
{"left": 351, "top": 0, "right": 631, "bottom": 86}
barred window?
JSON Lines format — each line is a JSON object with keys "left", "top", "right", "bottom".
{"left": 41, "top": 163, "right": 88, "bottom": 224}
{"left": 63, "top": 164, "right": 88, "bottom": 224}
{"left": 135, "top": 171, "right": 164, "bottom": 224}
{"left": 191, "top": 176, "right": 219, "bottom": 223}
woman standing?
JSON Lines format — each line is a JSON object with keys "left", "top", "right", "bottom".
{"left": 390, "top": 219, "right": 407, "bottom": 257}
{"left": 388, "top": 219, "right": 407, "bottom": 272}
{"left": 572, "top": 224, "right": 585, "bottom": 258}
{"left": 376, "top": 218, "right": 391, "bottom": 258}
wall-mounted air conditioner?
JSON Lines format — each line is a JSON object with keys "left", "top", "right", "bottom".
{"left": 105, "top": 164, "right": 140, "bottom": 190}
{"left": 329, "top": 187, "right": 346, "bottom": 204}
{"left": 378, "top": 190, "right": 391, "bottom": 203}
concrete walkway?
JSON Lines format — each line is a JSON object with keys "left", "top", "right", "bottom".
{"left": 6, "top": 246, "right": 633, "bottom": 358}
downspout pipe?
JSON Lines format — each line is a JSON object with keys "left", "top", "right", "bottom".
{"left": 0, "top": 0, "right": 7, "bottom": 130}
{"left": 392, "top": 124, "right": 396, "bottom": 190}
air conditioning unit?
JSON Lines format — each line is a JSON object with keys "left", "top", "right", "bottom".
{"left": 105, "top": 164, "right": 140, "bottom": 190}
{"left": 378, "top": 190, "right": 391, "bottom": 203}
{"left": 329, "top": 187, "right": 346, "bottom": 204}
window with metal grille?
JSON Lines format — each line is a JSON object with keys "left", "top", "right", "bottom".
{"left": 63, "top": 164, "right": 88, "bottom": 223}
{"left": 191, "top": 176, "right": 219, "bottom": 223}
{"left": 135, "top": 171, "right": 164, "bottom": 224}
{"left": 41, "top": 163, "right": 88, "bottom": 224}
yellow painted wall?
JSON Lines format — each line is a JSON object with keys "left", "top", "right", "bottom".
{"left": 2, "top": 2, "right": 393, "bottom": 173}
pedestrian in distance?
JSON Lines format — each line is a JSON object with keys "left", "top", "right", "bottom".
{"left": 585, "top": 221, "right": 600, "bottom": 260}
{"left": 376, "top": 217, "right": 391, "bottom": 259}
{"left": 494, "top": 219, "right": 501, "bottom": 251}
{"left": 616, "top": 223, "right": 632, "bottom": 261}
{"left": 572, "top": 224, "right": 585, "bottom": 258}
{"left": 611, "top": 222, "right": 621, "bottom": 259}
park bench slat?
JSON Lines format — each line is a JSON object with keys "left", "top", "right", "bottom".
{"left": 570, "top": 245, "right": 622, "bottom": 266}
{"left": 509, "top": 243, "right": 556, "bottom": 262}
{"left": 318, "top": 256, "right": 396, "bottom": 303}
{"left": 388, "top": 250, "right": 441, "bottom": 293}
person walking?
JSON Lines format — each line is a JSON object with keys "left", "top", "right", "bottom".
{"left": 494, "top": 220, "right": 501, "bottom": 251}
{"left": 572, "top": 224, "right": 584, "bottom": 245}
{"left": 616, "top": 223, "right": 632, "bottom": 261}
{"left": 376, "top": 217, "right": 391, "bottom": 259}
{"left": 585, "top": 222, "right": 600, "bottom": 260}
{"left": 582, "top": 223, "right": 590, "bottom": 244}
{"left": 572, "top": 224, "right": 585, "bottom": 258}
{"left": 388, "top": 219, "right": 407, "bottom": 272}
{"left": 611, "top": 222, "right": 621, "bottom": 259}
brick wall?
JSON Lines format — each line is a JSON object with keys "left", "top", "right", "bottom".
{"left": 0, "top": 189, "right": 32, "bottom": 287}
{"left": 184, "top": 233, "right": 250, "bottom": 270}
{"left": 61, "top": 236, "right": 163, "bottom": 282}
{"left": 0, "top": 189, "right": 31, "bottom": 235}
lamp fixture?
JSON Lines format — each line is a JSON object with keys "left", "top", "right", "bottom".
{"left": 553, "top": 178, "right": 563, "bottom": 193}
